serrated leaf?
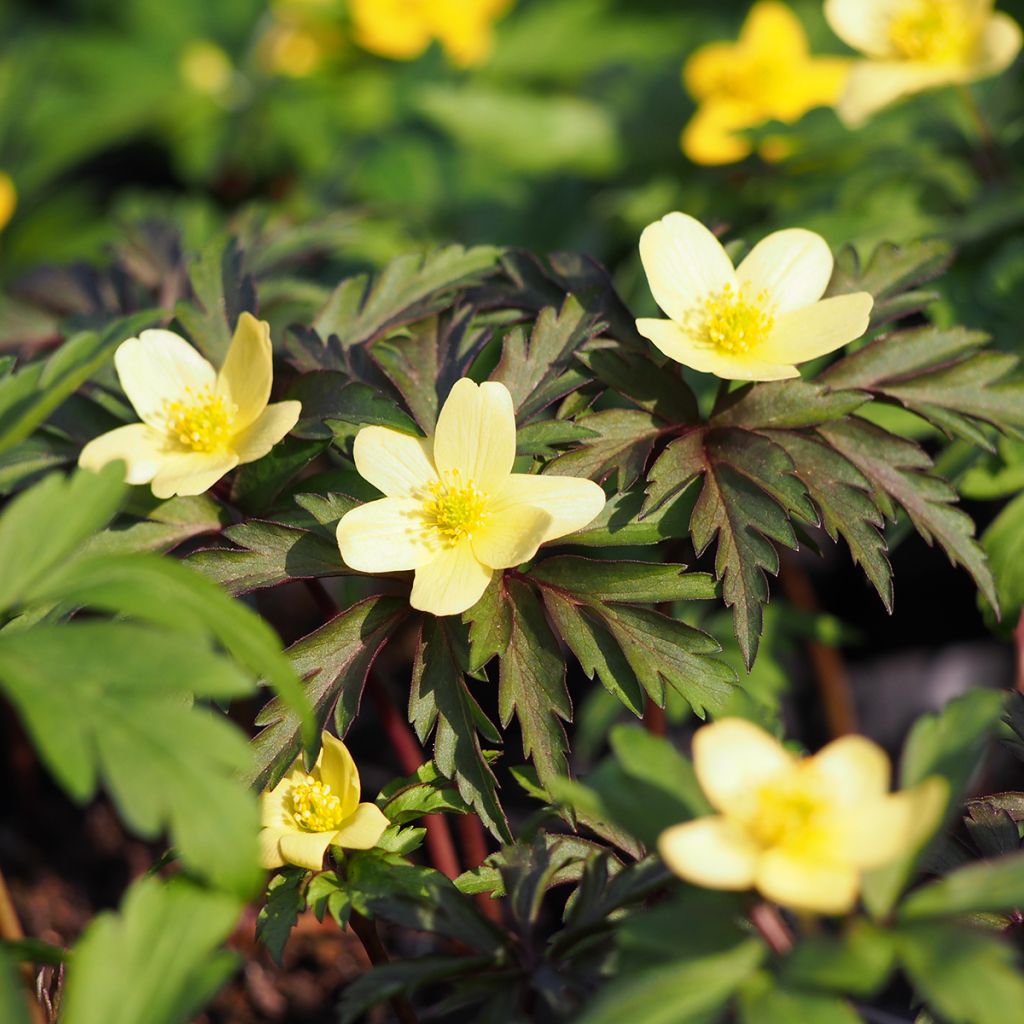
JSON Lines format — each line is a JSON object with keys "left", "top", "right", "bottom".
{"left": 309, "top": 245, "right": 501, "bottom": 359}
{"left": 493, "top": 296, "right": 602, "bottom": 420}
{"left": 288, "top": 372, "right": 419, "bottom": 440}
{"left": 230, "top": 436, "right": 328, "bottom": 514}
{"left": 981, "top": 490, "right": 1024, "bottom": 626}
{"left": 712, "top": 379, "right": 869, "bottom": 430}
{"left": 530, "top": 556, "right": 717, "bottom": 604}
{"left": 568, "top": 484, "right": 698, "bottom": 548}
{"left": 820, "top": 418, "right": 998, "bottom": 611}
{"left": 515, "top": 418, "right": 598, "bottom": 458}
{"left": 253, "top": 596, "right": 407, "bottom": 788}
{"left": 410, "top": 618, "right": 510, "bottom": 842}
{"left": 61, "top": 877, "right": 241, "bottom": 1024}
{"left": 545, "top": 408, "right": 664, "bottom": 490}
{"left": 256, "top": 869, "right": 306, "bottom": 966}
{"left": 85, "top": 493, "right": 230, "bottom": 556}
{"left": 900, "top": 852, "right": 1024, "bottom": 920}
{"left": 578, "top": 347, "right": 698, "bottom": 425}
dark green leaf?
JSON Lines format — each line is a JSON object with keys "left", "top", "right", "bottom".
{"left": 900, "top": 852, "right": 1024, "bottom": 920}
{"left": 256, "top": 869, "right": 306, "bottom": 966}
{"left": 530, "top": 556, "right": 717, "bottom": 604}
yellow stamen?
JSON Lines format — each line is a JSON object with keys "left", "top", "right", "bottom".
{"left": 422, "top": 469, "right": 489, "bottom": 546}
{"left": 699, "top": 283, "right": 775, "bottom": 354}
{"left": 163, "top": 386, "right": 236, "bottom": 453}
{"left": 290, "top": 775, "right": 345, "bottom": 832}
{"left": 888, "top": 1, "right": 979, "bottom": 64}
{"left": 750, "top": 768, "right": 826, "bottom": 847}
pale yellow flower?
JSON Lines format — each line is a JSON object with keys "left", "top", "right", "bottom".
{"left": 179, "top": 40, "right": 234, "bottom": 97}
{"left": 636, "top": 212, "right": 873, "bottom": 381}
{"left": 826, "top": 0, "right": 1023, "bottom": 126}
{"left": 349, "top": 0, "right": 513, "bottom": 68}
{"left": 336, "top": 378, "right": 606, "bottom": 617}
{"left": 658, "top": 719, "right": 947, "bottom": 914}
{"left": 260, "top": 732, "right": 390, "bottom": 871}
{"left": 0, "top": 173, "right": 16, "bottom": 233}
{"left": 682, "top": 1, "right": 850, "bottom": 165}
{"left": 79, "top": 313, "right": 301, "bottom": 499}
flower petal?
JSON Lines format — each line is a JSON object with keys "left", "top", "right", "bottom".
{"left": 836, "top": 60, "right": 960, "bottom": 128}
{"left": 149, "top": 450, "right": 239, "bottom": 499}
{"left": 976, "top": 12, "right": 1024, "bottom": 77}
{"left": 637, "top": 318, "right": 799, "bottom": 382}
{"left": 756, "top": 848, "right": 861, "bottom": 914}
{"left": 810, "top": 735, "right": 891, "bottom": 806}
{"left": 318, "top": 732, "right": 362, "bottom": 820}
{"left": 684, "top": 42, "right": 740, "bottom": 100}
{"left": 681, "top": 99, "right": 759, "bottom": 166}
{"left": 824, "top": 0, "right": 901, "bottom": 58}
{"left": 741, "top": 1, "right": 809, "bottom": 61}
{"left": 736, "top": 229, "right": 834, "bottom": 313}
{"left": 639, "top": 213, "right": 735, "bottom": 323}
{"left": 260, "top": 767, "right": 304, "bottom": 828}
{"left": 353, "top": 426, "right": 438, "bottom": 498}
{"left": 277, "top": 829, "right": 336, "bottom": 871}
{"left": 215, "top": 312, "right": 273, "bottom": 430}
{"left": 232, "top": 401, "right": 301, "bottom": 463}
{"left": 114, "top": 330, "right": 216, "bottom": 428}
{"left": 410, "top": 541, "right": 493, "bottom": 617}
{"left": 693, "top": 718, "right": 794, "bottom": 819}
{"left": 433, "top": 379, "right": 516, "bottom": 493}
{"left": 337, "top": 497, "right": 439, "bottom": 572}
{"left": 756, "top": 293, "right": 873, "bottom": 365}
{"left": 492, "top": 473, "right": 607, "bottom": 543}
{"left": 332, "top": 803, "right": 390, "bottom": 851}
{"left": 78, "top": 423, "right": 169, "bottom": 485}
{"left": 258, "top": 827, "right": 287, "bottom": 869}
{"left": 470, "top": 503, "right": 551, "bottom": 569}
{"left": 658, "top": 817, "right": 760, "bottom": 890}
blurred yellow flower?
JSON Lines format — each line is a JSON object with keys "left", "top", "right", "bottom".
{"left": 681, "top": 1, "right": 850, "bottom": 165}
{"left": 826, "top": 0, "right": 1023, "bottom": 126}
{"left": 350, "top": 0, "right": 513, "bottom": 68}
{"left": 658, "top": 719, "right": 947, "bottom": 914}
{"left": 179, "top": 40, "right": 234, "bottom": 97}
{"left": 260, "top": 732, "right": 390, "bottom": 871}
{"left": 636, "top": 212, "right": 873, "bottom": 381}
{"left": 259, "top": 21, "right": 328, "bottom": 78}
{"left": 0, "top": 173, "right": 16, "bottom": 232}
{"left": 79, "top": 313, "right": 301, "bottom": 499}
{"left": 336, "top": 378, "right": 606, "bottom": 617}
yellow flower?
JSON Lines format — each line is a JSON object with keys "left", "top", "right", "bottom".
{"left": 259, "top": 732, "right": 390, "bottom": 871}
{"left": 179, "top": 40, "right": 234, "bottom": 98}
{"left": 826, "top": 0, "right": 1023, "bottom": 127}
{"left": 349, "top": 0, "right": 513, "bottom": 68}
{"left": 336, "top": 378, "right": 606, "bottom": 617}
{"left": 0, "top": 173, "right": 16, "bottom": 232}
{"left": 681, "top": 1, "right": 850, "bottom": 165}
{"left": 636, "top": 212, "right": 874, "bottom": 381}
{"left": 658, "top": 719, "right": 947, "bottom": 914}
{"left": 79, "top": 313, "right": 301, "bottom": 499}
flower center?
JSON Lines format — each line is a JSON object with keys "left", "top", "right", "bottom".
{"left": 749, "top": 771, "right": 826, "bottom": 847}
{"left": 163, "top": 386, "right": 236, "bottom": 453}
{"left": 888, "top": 1, "right": 979, "bottom": 63}
{"left": 699, "top": 283, "right": 776, "bottom": 354}
{"left": 422, "top": 469, "right": 489, "bottom": 546}
{"left": 290, "top": 775, "right": 345, "bottom": 832}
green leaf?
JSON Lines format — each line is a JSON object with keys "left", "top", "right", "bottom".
{"left": 0, "top": 623, "right": 261, "bottom": 896}
{"left": 780, "top": 921, "right": 896, "bottom": 996}
{"left": 712, "top": 380, "right": 869, "bottom": 431}
{"left": 579, "top": 348, "right": 699, "bottom": 425}
{"left": 188, "top": 518, "right": 345, "bottom": 595}
{"left": 900, "top": 852, "right": 1024, "bottom": 920}
{"left": 980, "top": 490, "right": 1024, "bottom": 627}
{"left": 305, "top": 871, "right": 353, "bottom": 927}
{"left": 174, "top": 235, "right": 256, "bottom": 362}
{"left": 0, "top": 464, "right": 126, "bottom": 613}
{"left": 0, "top": 310, "right": 160, "bottom": 454}
{"left": 645, "top": 428, "right": 813, "bottom": 667}
{"left": 493, "top": 296, "right": 602, "bottom": 420}
{"left": 819, "top": 418, "right": 998, "bottom": 612}
{"left": 85, "top": 493, "right": 230, "bottom": 556}
{"left": 230, "top": 436, "right": 328, "bottom": 514}
{"left": 530, "top": 556, "right": 717, "bottom": 604}
{"left": 568, "top": 485, "right": 698, "bottom": 548}
{"left": 0, "top": 949, "right": 29, "bottom": 1024}
{"left": 577, "top": 938, "right": 765, "bottom": 1024}
{"left": 256, "top": 869, "right": 306, "bottom": 966}
{"left": 253, "top": 595, "right": 407, "bottom": 788}
{"left": 61, "top": 877, "right": 241, "bottom": 1024}
{"left": 288, "top": 373, "right": 420, "bottom": 440}
{"left": 304, "top": 245, "right": 501, "bottom": 362}
{"left": 738, "top": 976, "right": 862, "bottom": 1024}
{"left": 545, "top": 408, "right": 664, "bottom": 491}
{"left": 410, "top": 618, "right": 510, "bottom": 842}
{"left": 895, "top": 922, "right": 1024, "bottom": 1024}
{"left": 497, "top": 577, "right": 571, "bottom": 793}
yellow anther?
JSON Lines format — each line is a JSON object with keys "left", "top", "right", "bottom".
{"left": 290, "top": 775, "right": 345, "bottom": 832}
{"left": 699, "top": 282, "right": 775, "bottom": 354}
{"left": 888, "top": 1, "right": 979, "bottom": 64}
{"left": 163, "top": 386, "right": 236, "bottom": 453}
{"left": 750, "top": 769, "right": 827, "bottom": 847}
{"left": 422, "top": 472, "right": 489, "bottom": 546}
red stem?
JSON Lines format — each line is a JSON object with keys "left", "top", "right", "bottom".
{"left": 1015, "top": 610, "right": 1024, "bottom": 693}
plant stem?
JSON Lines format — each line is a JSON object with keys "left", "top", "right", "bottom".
{"left": 643, "top": 699, "right": 667, "bottom": 736}
{"left": 366, "top": 674, "right": 463, "bottom": 882}
{"left": 349, "top": 911, "right": 419, "bottom": 1024}
{"left": 779, "top": 554, "right": 857, "bottom": 738}
{"left": 958, "top": 84, "right": 1001, "bottom": 180}
{"left": 1015, "top": 609, "right": 1024, "bottom": 693}
{"left": 749, "top": 902, "right": 794, "bottom": 956}
{"left": 0, "top": 867, "right": 46, "bottom": 1024}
